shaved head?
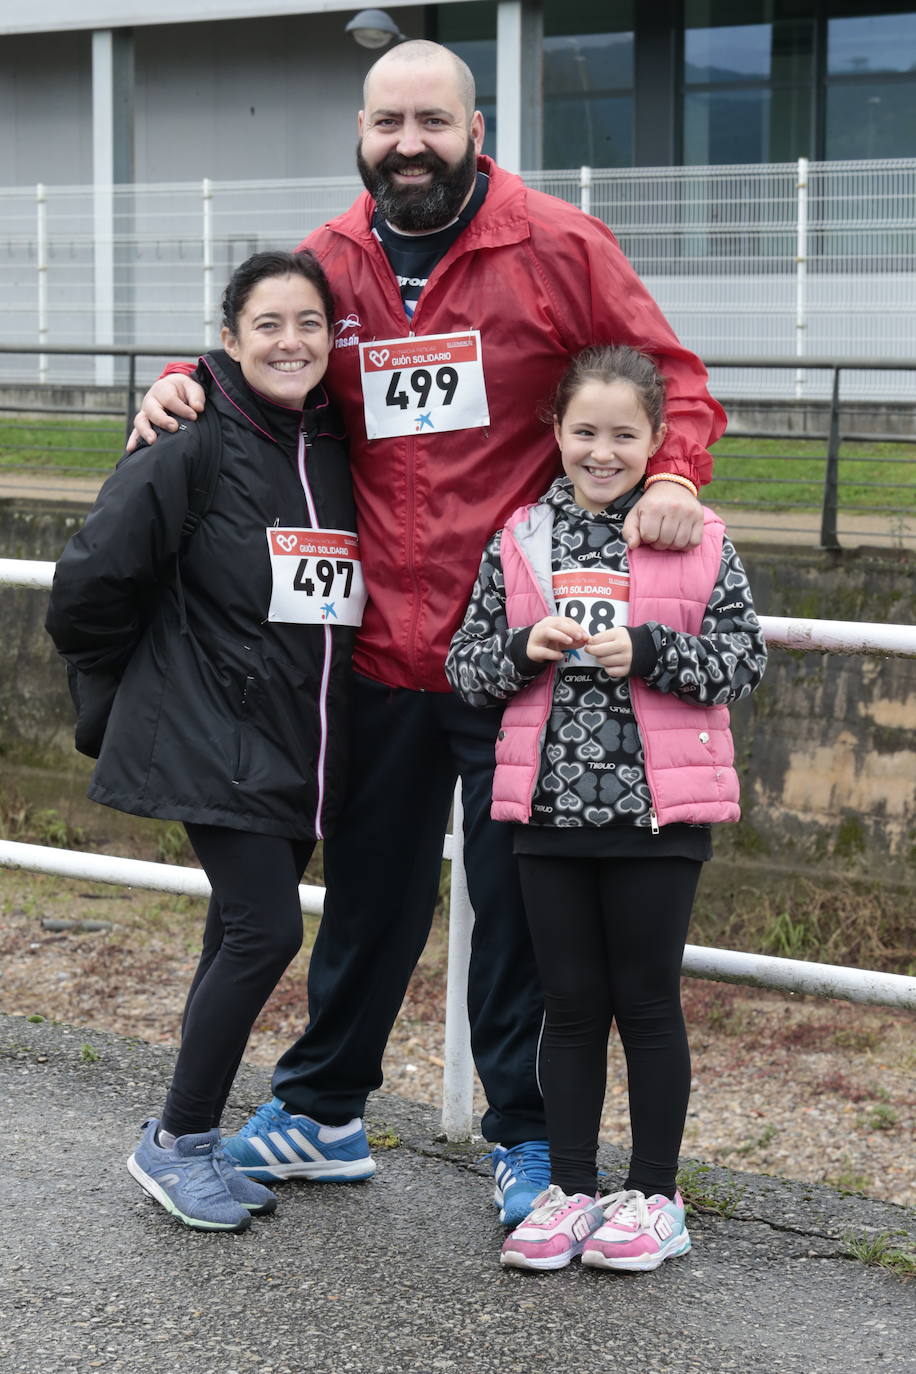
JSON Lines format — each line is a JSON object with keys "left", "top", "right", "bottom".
{"left": 363, "top": 40, "right": 477, "bottom": 122}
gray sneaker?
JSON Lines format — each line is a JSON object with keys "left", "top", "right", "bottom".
{"left": 212, "top": 1148, "right": 278, "bottom": 1215}
{"left": 127, "top": 1119, "right": 251, "bottom": 1232}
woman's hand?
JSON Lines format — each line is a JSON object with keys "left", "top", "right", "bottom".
{"left": 586, "top": 627, "right": 633, "bottom": 678}
{"left": 526, "top": 616, "right": 590, "bottom": 663}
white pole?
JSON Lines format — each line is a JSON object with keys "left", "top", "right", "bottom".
{"left": 496, "top": 2, "right": 523, "bottom": 174}
{"left": 441, "top": 783, "right": 476, "bottom": 1140}
{"left": 580, "top": 165, "right": 591, "bottom": 217}
{"left": 36, "top": 183, "right": 48, "bottom": 384}
{"left": 0, "top": 839, "right": 325, "bottom": 915}
{"left": 795, "top": 155, "right": 808, "bottom": 400}
{"left": 682, "top": 944, "right": 916, "bottom": 1010}
{"left": 202, "top": 177, "right": 214, "bottom": 343}
{"left": 2, "top": 836, "right": 913, "bottom": 1011}
{"left": 92, "top": 31, "right": 115, "bottom": 388}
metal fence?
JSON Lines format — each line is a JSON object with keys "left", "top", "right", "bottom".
{"left": 2, "top": 555, "right": 916, "bottom": 1137}
{"left": 1, "top": 347, "right": 913, "bottom": 552}
{"left": 1, "top": 159, "right": 915, "bottom": 399}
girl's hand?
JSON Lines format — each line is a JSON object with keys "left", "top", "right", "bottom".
{"left": 527, "top": 616, "right": 590, "bottom": 663}
{"left": 586, "top": 627, "right": 633, "bottom": 677}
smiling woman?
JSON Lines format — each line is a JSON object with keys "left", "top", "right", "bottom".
{"left": 221, "top": 261, "right": 333, "bottom": 408}
{"left": 44, "top": 247, "right": 361, "bottom": 1235}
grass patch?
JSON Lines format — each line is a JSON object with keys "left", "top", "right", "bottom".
{"left": 706, "top": 435, "right": 916, "bottom": 511}
{"left": 676, "top": 1162, "right": 745, "bottom": 1218}
{"left": 843, "top": 1231, "right": 916, "bottom": 1278}
{"left": 692, "top": 869, "right": 914, "bottom": 975}
{"left": 0, "top": 414, "right": 123, "bottom": 473}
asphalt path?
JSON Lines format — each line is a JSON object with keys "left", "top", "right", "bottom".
{"left": 2, "top": 1012, "right": 914, "bottom": 1374}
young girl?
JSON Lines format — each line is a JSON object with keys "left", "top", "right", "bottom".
{"left": 47, "top": 251, "right": 364, "bottom": 1233}
{"left": 446, "top": 345, "right": 767, "bottom": 1273}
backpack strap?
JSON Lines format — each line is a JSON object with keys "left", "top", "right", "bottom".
{"left": 180, "top": 401, "right": 222, "bottom": 545}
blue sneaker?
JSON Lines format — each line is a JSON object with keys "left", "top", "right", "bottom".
{"left": 222, "top": 1098, "right": 377, "bottom": 1182}
{"left": 490, "top": 1141, "right": 551, "bottom": 1227}
{"left": 212, "top": 1149, "right": 277, "bottom": 1215}
{"left": 127, "top": 1119, "right": 251, "bottom": 1232}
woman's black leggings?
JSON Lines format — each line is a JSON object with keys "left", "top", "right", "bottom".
{"left": 160, "top": 824, "right": 313, "bottom": 1138}
{"left": 517, "top": 853, "right": 701, "bottom": 1200}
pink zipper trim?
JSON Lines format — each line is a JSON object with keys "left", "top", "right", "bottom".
{"left": 297, "top": 427, "right": 332, "bottom": 840}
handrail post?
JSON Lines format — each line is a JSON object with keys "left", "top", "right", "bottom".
{"left": 125, "top": 351, "right": 136, "bottom": 441}
{"left": 820, "top": 366, "right": 842, "bottom": 551}
{"left": 441, "top": 782, "right": 475, "bottom": 1140}
{"left": 794, "top": 156, "right": 808, "bottom": 400}
{"left": 202, "top": 177, "right": 214, "bottom": 343}
{"left": 580, "top": 165, "right": 591, "bottom": 216}
{"left": 36, "top": 183, "right": 49, "bottom": 384}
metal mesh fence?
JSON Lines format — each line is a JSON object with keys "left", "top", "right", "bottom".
{"left": 1, "top": 160, "right": 914, "bottom": 399}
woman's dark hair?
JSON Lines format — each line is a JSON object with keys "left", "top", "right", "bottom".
{"left": 220, "top": 250, "right": 336, "bottom": 336}
{"left": 553, "top": 345, "right": 666, "bottom": 433}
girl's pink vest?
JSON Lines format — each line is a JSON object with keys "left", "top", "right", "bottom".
{"left": 491, "top": 501, "right": 741, "bottom": 826}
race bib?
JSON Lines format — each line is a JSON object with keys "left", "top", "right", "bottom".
{"left": 266, "top": 528, "right": 366, "bottom": 627}
{"left": 359, "top": 330, "right": 489, "bottom": 439}
{"left": 553, "top": 569, "right": 630, "bottom": 670}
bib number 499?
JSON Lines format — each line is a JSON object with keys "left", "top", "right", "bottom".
{"left": 385, "top": 367, "right": 458, "bottom": 410}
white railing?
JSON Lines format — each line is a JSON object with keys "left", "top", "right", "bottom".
{"left": 2, "top": 557, "right": 916, "bottom": 1139}
{"left": 1, "top": 159, "right": 915, "bottom": 400}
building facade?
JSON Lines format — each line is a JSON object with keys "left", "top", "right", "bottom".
{"left": 1, "top": 1, "right": 914, "bottom": 187}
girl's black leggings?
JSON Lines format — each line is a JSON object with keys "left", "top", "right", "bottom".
{"left": 160, "top": 824, "right": 313, "bottom": 1138}
{"left": 517, "top": 853, "right": 701, "bottom": 1200}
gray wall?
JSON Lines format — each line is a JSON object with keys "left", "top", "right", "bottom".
{"left": 0, "top": 11, "right": 427, "bottom": 188}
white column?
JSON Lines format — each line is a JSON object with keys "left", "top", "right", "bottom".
{"left": 92, "top": 30, "right": 134, "bottom": 387}
{"left": 496, "top": 1, "right": 543, "bottom": 174}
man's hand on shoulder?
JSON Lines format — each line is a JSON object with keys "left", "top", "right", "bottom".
{"left": 127, "top": 375, "right": 207, "bottom": 452}
{"left": 623, "top": 480, "right": 704, "bottom": 551}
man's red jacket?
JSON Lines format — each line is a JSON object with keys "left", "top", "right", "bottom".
{"left": 172, "top": 157, "right": 725, "bottom": 691}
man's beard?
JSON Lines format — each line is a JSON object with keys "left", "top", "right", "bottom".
{"left": 356, "top": 138, "right": 478, "bottom": 232}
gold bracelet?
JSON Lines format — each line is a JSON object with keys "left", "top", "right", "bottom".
{"left": 643, "top": 472, "right": 699, "bottom": 499}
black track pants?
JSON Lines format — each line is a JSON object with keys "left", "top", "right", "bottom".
{"left": 517, "top": 853, "right": 701, "bottom": 1199}
{"left": 271, "top": 671, "right": 546, "bottom": 1144}
{"left": 160, "top": 825, "right": 313, "bottom": 1138}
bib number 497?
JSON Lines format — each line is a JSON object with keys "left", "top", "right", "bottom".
{"left": 293, "top": 557, "right": 355, "bottom": 598}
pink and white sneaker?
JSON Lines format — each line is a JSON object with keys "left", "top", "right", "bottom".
{"left": 581, "top": 1189, "right": 691, "bottom": 1272}
{"left": 500, "top": 1185, "right": 604, "bottom": 1271}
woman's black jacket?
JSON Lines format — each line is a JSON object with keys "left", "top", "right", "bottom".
{"left": 45, "top": 350, "right": 356, "bottom": 841}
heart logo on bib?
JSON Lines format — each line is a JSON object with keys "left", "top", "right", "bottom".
{"left": 369, "top": 348, "right": 390, "bottom": 368}
{"left": 277, "top": 533, "right": 298, "bottom": 552}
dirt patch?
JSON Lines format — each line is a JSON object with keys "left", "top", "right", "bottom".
{"left": 2, "top": 868, "right": 913, "bottom": 1208}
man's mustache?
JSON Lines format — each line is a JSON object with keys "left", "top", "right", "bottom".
{"left": 379, "top": 152, "right": 447, "bottom": 176}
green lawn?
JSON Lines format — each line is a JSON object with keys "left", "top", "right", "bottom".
{"left": 1, "top": 417, "right": 914, "bottom": 513}
{"left": 0, "top": 415, "right": 125, "bottom": 474}
{"left": 706, "top": 436, "right": 916, "bottom": 511}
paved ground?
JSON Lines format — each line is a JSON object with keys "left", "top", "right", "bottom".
{"left": 2, "top": 1011, "right": 914, "bottom": 1374}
